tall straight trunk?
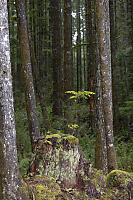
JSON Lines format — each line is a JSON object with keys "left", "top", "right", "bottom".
{"left": 15, "top": 0, "right": 40, "bottom": 151}
{"left": 83, "top": 30, "right": 86, "bottom": 90}
{"left": 28, "top": 0, "right": 49, "bottom": 130}
{"left": 110, "top": 0, "right": 120, "bottom": 134}
{"left": 29, "top": 34, "right": 49, "bottom": 130}
{"left": 76, "top": 0, "right": 82, "bottom": 91}
{"left": 0, "top": 1, "right": 25, "bottom": 199}
{"left": 86, "top": 0, "right": 96, "bottom": 132}
{"left": 32, "top": 0, "right": 38, "bottom": 59}
{"left": 7, "top": 1, "right": 17, "bottom": 89}
{"left": 95, "top": 64, "right": 108, "bottom": 173}
{"left": 37, "top": 0, "right": 47, "bottom": 78}
{"left": 131, "top": 0, "right": 133, "bottom": 45}
{"left": 43, "top": 0, "right": 49, "bottom": 78}
{"left": 96, "top": 0, "right": 117, "bottom": 172}
{"left": 64, "top": 0, "right": 72, "bottom": 98}
{"left": 50, "top": 0, "right": 62, "bottom": 116}
{"left": 119, "top": 0, "right": 131, "bottom": 132}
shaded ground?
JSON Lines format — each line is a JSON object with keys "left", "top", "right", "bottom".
{"left": 22, "top": 134, "right": 133, "bottom": 200}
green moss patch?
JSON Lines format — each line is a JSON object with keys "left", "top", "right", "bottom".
{"left": 107, "top": 170, "right": 133, "bottom": 187}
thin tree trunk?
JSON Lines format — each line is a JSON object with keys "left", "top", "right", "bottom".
{"left": 83, "top": 30, "right": 86, "bottom": 90}
{"left": 96, "top": 0, "right": 117, "bottom": 172}
{"left": 76, "top": 0, "right": 82, "bottom": 91}
{"left": 50, "top": 0, "right": 62, "bottom": 116}
{"left": 64, "top": 0, "right": 72, "bottom": 97}
{"left": 15, "top": 0, "right": 40, "bottom": 151}
{"left": 110, "top": 0, "right": 120, "bottom": 134}
{"left": 29, "top": 34, "right": 49, "bottom": 130}
{"left": 63, "top": 0, "right": 72, "bottom": 125}
{"left": 87, "top": 0, "right": 96, "bottom": 132}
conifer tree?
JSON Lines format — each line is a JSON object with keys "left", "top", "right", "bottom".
{"left": 15, "top": 0, "right": 40, "bottom": 151}
{"left": 0, "top": 1, "right": 26, "bottom": 198}
{"left": 96, "top": 0, "right": 117, "bottom": 172}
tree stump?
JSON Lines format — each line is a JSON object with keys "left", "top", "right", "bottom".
{"left": 30, "top": 134, "right": 85, "bottom": 188}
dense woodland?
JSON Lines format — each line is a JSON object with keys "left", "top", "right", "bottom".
{"left": 0, "top": 0, "right": 133, "bottom": 199}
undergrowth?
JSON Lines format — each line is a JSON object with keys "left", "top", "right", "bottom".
{"left": 15, "top": 105, "right": 133, "bottom": 176}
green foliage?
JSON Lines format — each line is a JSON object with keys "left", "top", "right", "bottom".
{"left": 19, "top": 152, "right": 35, "bottom": 176}
{"left": 115, "top": 136, "right": 133, "bottom": 172}
{"left": 64, "top": 90, "right": 94, "bottom": 136}
{"left": 15, "top": 107, "right": 31, "bottom": 153}
{"left": 68, "top": 124, "right": 79, "bottom": 129}
{"left": 119, "top": 100, "right": 133, "bottom": 115}
{"left": 79, "top": 135, "right": 95, "bottom": 164}
{"left": 65, "top": 90, "right": 95, "bottom": 100}
{"left": 78, "top": 134, "right": 133, "bottom": 173}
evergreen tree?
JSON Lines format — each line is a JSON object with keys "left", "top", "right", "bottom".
{"left": 50, "top": 0, "right": 63, "bottom": 116}
{"left": 96, "top": 0, "right": 117, "bottom": 172}
{"left": 64, "top": 0, "right": 72, "bottom": 97}
{"left": 0, "top": 1, "right": 24, "bottom": 198}
{"left": 15, "top": 0, "right": 40, "bottom": 151}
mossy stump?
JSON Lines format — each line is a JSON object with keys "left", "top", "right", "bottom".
{"left": 30, "top": 134, "right": 83, "bottom": 188}
{"left": 26, "top": 135, "right": 133, "bottom": 199}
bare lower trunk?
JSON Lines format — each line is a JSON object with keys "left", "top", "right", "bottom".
{"left": 50, "top": 0, "right": 62, "bottom": 116}
{"left": 15, "top": 0, "right": 40, "bottom": 151}
{"left": 95, "top": 64, "right": 108, "bottom": 173}
{"left": 96, "top": 0, "right": 117, "bottom": 172}
{"left": 0, "top": 1, "right": 25, "bottom": 199}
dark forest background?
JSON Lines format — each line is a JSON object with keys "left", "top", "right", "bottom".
{"left": 7, "top": 0, "right": 133, "bottom": 175}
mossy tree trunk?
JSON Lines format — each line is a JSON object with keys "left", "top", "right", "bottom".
{"left": 0, "top": 1, "right": 23, "bottom": 199}
{"left": 96, "top": 0, "right": 117, "bottom": 172}
{"left": 15, "top": 0, "right": 40, "bottom": 151}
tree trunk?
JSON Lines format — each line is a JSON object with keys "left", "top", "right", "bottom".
{"left": 76, "top": 0, "right": 82, "bottom": 91}
{"left": 96, "top": 0, "right": 117, "bottom": 172}
{"left": 109, "top": 0, "right": 120, "bottom": 135}
{"left": 95, "top": 64, "right": 108, "bottom": 173}
{"left": 0, "top": 1, "right": 24, "bottom": 199}
{"left": 50, "top": 0, "right": 62, "bottom": 116}
{"left": 28, "top": 34, "right": 50, "bottom": 130}
{"left": 64, "top": 0, "right": 72, "bottom": 97}
{"left": 86, "top": 0, "right": 96, "bottom": 133}
{"left": 15, "top": 0, "right": 40, "bottom": 151}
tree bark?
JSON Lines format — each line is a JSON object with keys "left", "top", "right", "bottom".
{"left": 64, "top": 0, "right": 72, "bottom": 97}
{"left": 50, "top": 0, "right": 62, "bottom": 116}
{"left": 109, "top": 0, "right": 120, "bottom": 135}
{"left": 28, "top": 34, "right": 50, "bottom": 130}
{"left": 95, "top": 64, "right": 108, "bottom": 173}
{"left": 86, "top": 0, "right": 96, "bottom": 133}
{"left": 0, "top": 1, "right": 23, "bottom": 199}
{"left": 76, "top": 0, "right": 82, "bottom": 91}
{"left": 96, "top": 0, "right": 117, "bottom": 172}
{"left": 15, "top": 0, "right": 40, "bottom": 151}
